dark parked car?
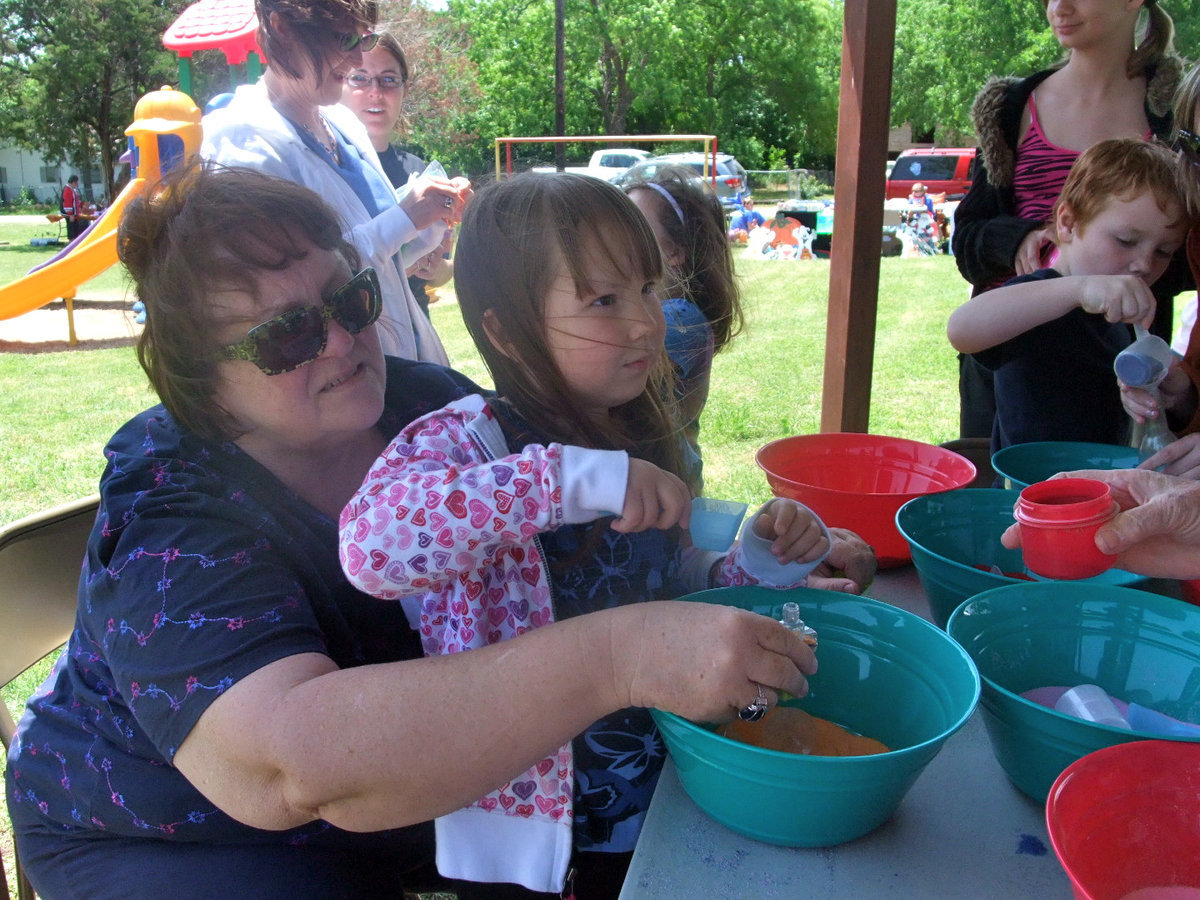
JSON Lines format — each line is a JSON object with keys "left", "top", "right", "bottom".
{"left": 612, "top": 152, "right": 750, "bottom": 207}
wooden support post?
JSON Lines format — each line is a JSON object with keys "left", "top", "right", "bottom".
{"left": 65, "top": 295, "right": 77, "bottom": 345}
{"left": 821, "top": 0, "right": 897, "bottom": 433}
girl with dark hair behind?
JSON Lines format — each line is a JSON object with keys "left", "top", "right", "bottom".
{"left": 623, "top": 164, "right": 744, "bottom": 490}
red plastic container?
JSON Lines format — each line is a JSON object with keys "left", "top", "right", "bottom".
{"left": 755, "top": 433, "right": 977, "bottom": 568}
{"left": 1014, "top": 478, "right": 1118, "bottom": 580}
{"left": 1046, "top": 740, "right": 1200, "bottom": 900}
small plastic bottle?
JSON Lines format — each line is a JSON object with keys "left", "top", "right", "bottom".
{"left": 1054, "top": 684, "right": 1130, "bottom": 729}
{"left": 780, "top": 601, "right": 818, "bottom": 648}
{"left": 1138, "top": 406, "right": 1178, "bottom": 464}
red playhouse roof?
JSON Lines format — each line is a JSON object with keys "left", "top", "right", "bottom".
{"left": 163, "top": 0, "right": 260, "bottom": 65}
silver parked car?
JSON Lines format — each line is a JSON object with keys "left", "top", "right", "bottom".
{"left": 612, "top": 152, "right": 750, "bottom": 207}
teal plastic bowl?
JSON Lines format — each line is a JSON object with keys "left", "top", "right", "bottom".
{"left": 651, "top": 586, "right": 980, "bottom": 847}
{"left": 990, "top": 441, "right": 1138, "bottom": 491}
{"left": 895, "top": 489, "right": 1146, "bottom": 629}
{"left": 946, "top": 582, "right": 1200, "bottom": 803}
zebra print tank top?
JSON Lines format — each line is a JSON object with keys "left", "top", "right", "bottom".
{"left": 1012, "top": 93, "right": 1078, "bottom": 222}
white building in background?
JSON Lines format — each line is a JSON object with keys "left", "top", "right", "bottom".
{"left": 0, "top": 143, "right": 102, "bottom": 205}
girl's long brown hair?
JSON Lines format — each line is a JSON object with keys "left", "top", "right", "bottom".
{"left": 454, "top": 173, "right": 688, "bottom": 483}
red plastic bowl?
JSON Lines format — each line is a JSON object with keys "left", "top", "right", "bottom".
{"left": 756, "top": 434, "right": 977, "bottom": 568}
{"left": 1046, "top": 740, "right": 1200, "bottom": 900}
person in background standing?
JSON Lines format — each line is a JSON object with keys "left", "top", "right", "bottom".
{"left": 201, "top": 0, "right": 465, "bottom": 362}
{"left": 341, "top": 31, "right": 452, "bottom": 318}
{"left": 908, "top": 182, "right": 935, "bottom": 216}
{"left": 61, "top": 174, "right": 86, "bottom": 241}
{"left": 726, "top": 196, "right": 765, "bottom": 242}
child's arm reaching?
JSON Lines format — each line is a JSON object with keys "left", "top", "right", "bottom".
{"left": 339, "top": 398, "right": 629, "bottom": 599}
{"left": 947, "top": 273, "right": 1157, "bottom": 355}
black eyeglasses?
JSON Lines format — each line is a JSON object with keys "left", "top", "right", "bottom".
{"left": 333, "top": 31, "right": 380, "bottom": 53}
{"left": 1177, "top": 128, "right": 1200, "bottom": 166}
{"left": 346, "top": 72, "right": 405, "bottom": 91}
{"left": 222, "top": 267, "right": 381, "bottom": 375}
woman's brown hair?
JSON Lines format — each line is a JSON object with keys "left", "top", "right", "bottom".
{"left": 119, "top": 160, "right": 360, "bottom": 443}
{"left": 454, "top": 173, "right": 688, "bottom": 483}
{"left": 255, "top": 0, "right": 378, "bottom": 82}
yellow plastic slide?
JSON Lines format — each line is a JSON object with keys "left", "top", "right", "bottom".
{"left": 0, "top": 177, "right": 146, "bottom": 322}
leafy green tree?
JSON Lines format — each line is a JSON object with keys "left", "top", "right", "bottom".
{"left": 0, "top": 0, "right": 180, "bottom": 200}
{"left": 440, "top": 0, "right": 842, "bottom": 173}
{"left": 377, "top": 0, "right": 481, "bottom": 172}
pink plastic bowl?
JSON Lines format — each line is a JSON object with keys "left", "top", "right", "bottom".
{"left": 756, "top": 433, "right": 977, "bottom": 568}
{"left": 1046, "top": 740, "right": 1200, "bottom": 900}
{"left": 1015, "top": 478, "right": 1118, "bottom": 580}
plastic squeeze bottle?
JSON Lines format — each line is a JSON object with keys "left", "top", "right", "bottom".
{"left": 780, "top": 601, "right": 818, "bottom": 647}
{"left": 1138, "top": 389, "right": 1179, "bottom": 464}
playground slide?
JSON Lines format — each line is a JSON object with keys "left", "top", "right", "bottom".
{"left": 0, "top": 176, "right": 146, "bottom": 321}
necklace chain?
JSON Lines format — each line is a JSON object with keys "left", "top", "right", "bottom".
{"left": 301, "top": 115, "right": 340, "bottom": 163}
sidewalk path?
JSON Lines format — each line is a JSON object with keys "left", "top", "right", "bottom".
{"left": 0, "top": 297, "right": 141, "bottom": 353}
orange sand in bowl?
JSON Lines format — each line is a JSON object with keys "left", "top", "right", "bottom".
{"left": 719, "top": 706, "right": 890, "bottom": 756}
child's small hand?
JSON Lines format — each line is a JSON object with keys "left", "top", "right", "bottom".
{"left": 1078, "top": 274, "right": 1156, "bottom": 328}
{"left": 750, "top": 499, "right": 830, "bottom": 565}
{"left": 1119, "top": 381, "right": 1159, "bottom": 424}
{"left": 1120, "top": 364, "right": 1191, "bottom": 425}
{"left": 612, "top": 459, "right": 691, "bottom": 533}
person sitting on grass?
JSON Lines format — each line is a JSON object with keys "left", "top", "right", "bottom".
{"left": 727, "top": 196, "right": 765, "bottom": 242}
{"left": 946, "top": 138, "right": 1190, "bottom": 456}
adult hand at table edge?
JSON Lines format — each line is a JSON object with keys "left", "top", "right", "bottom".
{"left": 1000, "top": 468, "right": 1200, "bottom": 580}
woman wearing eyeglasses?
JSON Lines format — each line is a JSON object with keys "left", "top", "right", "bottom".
{"left": 1119, "top": 64, "right": 1200, "bottom": 478}
{"left": 5, "top": 164, "right": 817, "bottom": 899}
{"left": 341, "top": 32, "right": 453, "bottom": 319}
{"left": 201, "top": 0, "right": 466, "bottom": 365}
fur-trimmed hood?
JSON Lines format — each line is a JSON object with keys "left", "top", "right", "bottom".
{"left": 971, "top": 56, "right": 1182, "bottom": 189}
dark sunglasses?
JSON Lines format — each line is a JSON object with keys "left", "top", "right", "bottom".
{"left": 222, "top": 267, "right": 381, "bottom": 375}
{"left": 1177, "top": 128, "right": 1200, "bottom": 165}
{"left": 334, "top": 31, "right": 380, "bottom": 53}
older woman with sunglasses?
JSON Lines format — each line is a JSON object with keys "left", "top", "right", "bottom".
{"left": 5, "top": 164, "right": 818, "bottom": 899}
{"left": 201, "top": 0, "right": 466, "bottom": 365}
{"left": 1118, "top": 63, "right": 1200, "bottom": 478}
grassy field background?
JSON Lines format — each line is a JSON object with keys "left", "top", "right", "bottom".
{"left": 0, "top": 216, "right": 973, "bottom": 897}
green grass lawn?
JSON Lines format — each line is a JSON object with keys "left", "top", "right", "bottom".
{"left": 0, "top": 219, "right": 131, "bottom": 299}
{"left": 0, "top": 249, "right": 968, "bottom": 897}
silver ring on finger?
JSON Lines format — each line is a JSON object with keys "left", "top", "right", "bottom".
{"left": 738, "top": 683, "right": 769, "bottom": 722}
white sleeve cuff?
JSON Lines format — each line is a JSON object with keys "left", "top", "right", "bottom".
{"left": 558, "top": 446, "right": 628, "bottom": 523}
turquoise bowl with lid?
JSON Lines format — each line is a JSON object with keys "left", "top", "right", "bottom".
{"left": 895, "top": 488, "right": 1145, "bottom": 628}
